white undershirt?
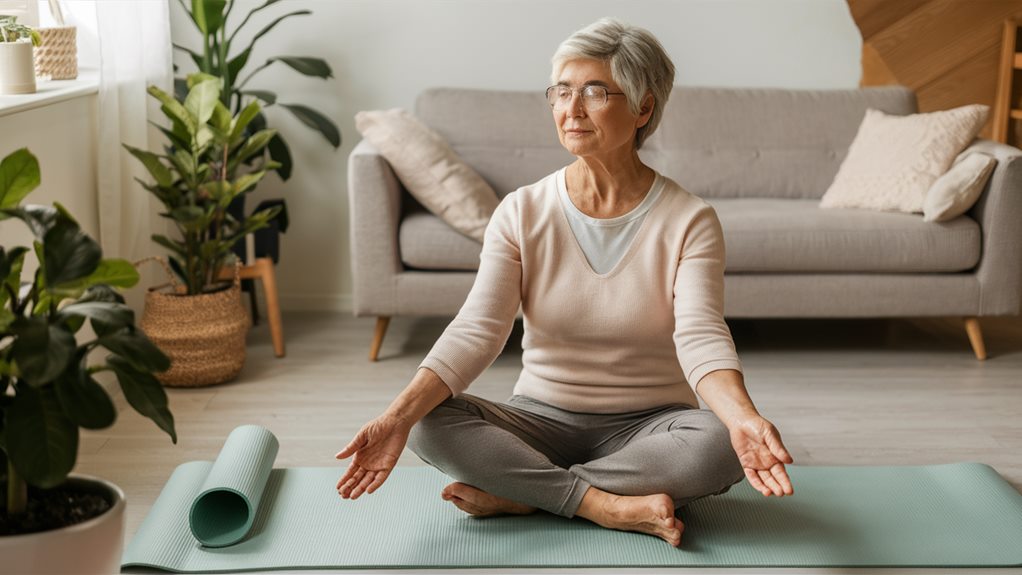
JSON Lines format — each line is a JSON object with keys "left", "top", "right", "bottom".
{"left": 557, "top": 169, "right": 665, "bottom": 274}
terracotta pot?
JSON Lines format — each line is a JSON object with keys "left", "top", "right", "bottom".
{"left": 0, "top": 474, "right": 126, "bottom": 575}
{"left": 0, "top": 41, "right": 37, "bottom": 94}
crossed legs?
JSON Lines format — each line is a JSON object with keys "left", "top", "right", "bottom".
{"left": 406, "top": 394, "right": 744, "bottom": 546}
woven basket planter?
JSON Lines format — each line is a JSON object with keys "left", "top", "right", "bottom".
{"left": 137, "top": 258, "right": 250, "bottom": 387}
{"left": 34, "top": 26, "right": 77, "bottom": 80}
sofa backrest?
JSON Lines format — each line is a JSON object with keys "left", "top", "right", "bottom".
{"left": 415, "top": 85, "right": 917, "bottom": 200}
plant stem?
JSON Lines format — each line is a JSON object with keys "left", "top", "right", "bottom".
{"left": 6, "top": 455, "right": 26, "bottom": 516}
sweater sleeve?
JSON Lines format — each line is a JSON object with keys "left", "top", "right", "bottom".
{"left": 418, "top": 193, "right": 523, "bottom": 397}
{"left": 673, "top": 203, "right": 743, "bottom": 394}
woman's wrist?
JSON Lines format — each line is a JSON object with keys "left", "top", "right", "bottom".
{"left": 695, "top": 369, "right": 760, "bottom": 428}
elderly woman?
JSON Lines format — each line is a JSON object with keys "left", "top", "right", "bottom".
{"left": 336, "top": 18, "right": 793, "bottom": 547}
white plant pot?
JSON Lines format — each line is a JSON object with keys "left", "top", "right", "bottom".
{"left": 0, "top": 41, "right": 38, "bottom": 95}
{"left": 0, "top": 474, "right": 126, "bottom": 575}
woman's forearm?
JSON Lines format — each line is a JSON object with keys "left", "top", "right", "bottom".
{"left": 695, "top": 369, "right": 759, "bottom": 427}
{"left": 383, "top": 367, "right": 453, "bottom": 430}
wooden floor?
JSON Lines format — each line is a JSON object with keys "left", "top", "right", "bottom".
{"left": 92, "top": 311, "right": 1022, "bottom": 575}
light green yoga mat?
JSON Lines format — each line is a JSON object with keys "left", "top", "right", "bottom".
{"left": 122, "top": 424, "right": 1022, "bottom": 572}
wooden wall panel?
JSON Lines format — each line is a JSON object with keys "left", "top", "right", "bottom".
{"left": 849, "top": 0, "right": 1022, "bottom": 140}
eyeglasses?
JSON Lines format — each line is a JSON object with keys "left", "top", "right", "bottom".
{"left": 545, "top": 85, "right": 626, "bottom": 111}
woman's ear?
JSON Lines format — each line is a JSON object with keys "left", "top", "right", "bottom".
{"left": 636, "top": 93, "right": 654, "bottom": 128}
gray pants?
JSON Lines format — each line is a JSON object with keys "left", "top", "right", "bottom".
{"left": 406, "top": 393, "right": 745, "bottom": 518}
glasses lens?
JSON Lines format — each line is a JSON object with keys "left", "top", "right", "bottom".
{"left": 582, "top": 86, "right": 608, "bottom": 110}
{"left": 547, "top": 86, "right": 572, "bottom": 109}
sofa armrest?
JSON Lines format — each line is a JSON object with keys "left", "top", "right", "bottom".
{"left": 348, "top": 138, "right": 404, "bottom": 316}
{"left": 964, "top": 138, "right": 1022, "bottom": 315}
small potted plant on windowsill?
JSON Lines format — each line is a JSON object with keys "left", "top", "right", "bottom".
{"left": 0, "top": 148, "right": 176, "bottom": 574}
{"left": 0, "top": 15, "right": 40, "bottom": 94}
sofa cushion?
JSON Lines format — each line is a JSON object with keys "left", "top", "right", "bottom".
{"left": 708, "top": 199, "right": 980, "bottom": 272}
{"left": 818, "top": 104, "right": 990, "bottom": 214}
{"left": 399, "top": 199, "right": 980, "bottom": 273}
{"left": 354, "top": 108, "right": 500, "bottom": 242}
{"left": 400, "top": 211, "right": 484, "bottom": 271}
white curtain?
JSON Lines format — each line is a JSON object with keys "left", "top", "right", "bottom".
{"left": 95, "top": 0, "right": 173, "bottom": 313}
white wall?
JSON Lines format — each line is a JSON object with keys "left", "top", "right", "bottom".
{"left": 168, "top": 0, "right": 863, "bottom": 312}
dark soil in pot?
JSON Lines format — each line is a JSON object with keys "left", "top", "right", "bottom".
{"left": 0, "top": 477, "right": 112, "bottom": 536}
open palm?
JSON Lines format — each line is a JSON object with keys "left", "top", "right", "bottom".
{"left": 728, "top": 415, "right": 794, "bottom": 497}
{"left": 335, "top": 416, "right": 410, "bottom": 499}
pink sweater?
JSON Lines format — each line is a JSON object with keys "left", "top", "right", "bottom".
{"left": 419, "top": 168, "right": 743, "bottom": 414}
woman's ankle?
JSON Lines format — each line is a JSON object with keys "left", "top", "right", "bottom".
{"left": 575, "top": 486, "right": 616, "bottom": 525}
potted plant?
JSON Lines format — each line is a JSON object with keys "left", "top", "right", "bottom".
{"left": 124, "top": 73, "right": 281, "bottom": 387}
{"left": 0, "top": 15, "right": 41, "bottom": 94}
{"left": 172, "top": 0, "right": 341, "bottom": 181}
{"left": 0, "top": 148, "right": 176, "bottom": 574}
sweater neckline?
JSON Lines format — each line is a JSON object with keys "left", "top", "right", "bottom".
{"left": 555, "top": 167, "right": 669, "bottom": 279}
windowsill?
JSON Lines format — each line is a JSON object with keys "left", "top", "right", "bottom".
{"left": 0, "top": 68, "right": 100, "bottom": 118}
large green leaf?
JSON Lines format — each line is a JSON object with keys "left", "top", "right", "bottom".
{"left": 232, "top": 169, "right": 269, "bottom": 194}
{"left": 11, "top": 317, "right": 76, "bottom": 385}
{"left": 98, "top": 328, "right": 172, "bottom": 373}
{"left": 191, "top": 0, "right": 227, "bottom": 35}
{"left": 151, "top": 120, "right": 190, "bottom": 153}
{"left": 184, "top": 78, "right": 221, "bottom": 127}
{"left": 107, "top": 356, "right": 177, "bottom": 444}
{"left": 51, "top": 258, "right": 139, "bottom": 296}
{"left": 267, "top": 132, "right": 292, "bottom": 181}
{"left": 269, "top": 56, "right": 333, "bottom": 79}
{"left": 54, "top": 356, "right": 116, "bottom": 430}
{"left": 123, "top": 145, "right": 173, "bottom": 188}
{"left": 57, "top": 301, "right": 134, "bottom": 328}
{"left": 211, "top": 101, "right": 232, "bottom": 135}
{"left": 148, "top": 85, "right": 197, "bottom": 137}
{"left": 230, "top": 100, "right": 262, "bottom": 143}
{"left": 240, "top": 89, "right": 276, "bottom": 106}
{"left": 226, "top": 47, "right": 251, "bottom": 84}
{"left": 0, "top": 246, "right": 27, "bottom": 307}
{"left": 280, "top": 103, "right": 341, "bottom": 147}
{"left": 6, "top": 384, "right": 78, "bottom": 488}
{"left": 1, "top": 205, "right": 57, "bottom": 241}
{"left": 231, "top": 129, "right": 276, "bottom": 167}
{"left": 0, "top": 148, "right": 40, "bottom": 212}
{"left": 151, "top": 234, "right": 187, "bottom": 257}
{"left": 43, "top": 218, "right": 102, "bottom": 287}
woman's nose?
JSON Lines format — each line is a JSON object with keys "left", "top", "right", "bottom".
{"left": 567, "top": 92, "right": 586, "bottom": 116}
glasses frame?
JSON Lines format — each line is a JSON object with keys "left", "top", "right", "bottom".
{"left": 545, "top": 84, "right": 627, "bottom": 112}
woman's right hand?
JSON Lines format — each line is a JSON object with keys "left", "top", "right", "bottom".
{"left": 334, "top": 413, "right": 411, "bottom": 499}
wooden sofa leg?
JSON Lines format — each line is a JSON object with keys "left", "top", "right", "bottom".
{"left": 370, "top": 316, "right": 391, "bottom": 362}
{"left": 964, "top": 317, "right": 987, "bottom": 361}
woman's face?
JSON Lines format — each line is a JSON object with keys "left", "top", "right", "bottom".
{"left": 552, "top": 58, "right": 651, "bottom": 159}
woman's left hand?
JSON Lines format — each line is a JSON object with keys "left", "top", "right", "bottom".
{"left": 727, "top": 414, "right": 794, "bottom": 497}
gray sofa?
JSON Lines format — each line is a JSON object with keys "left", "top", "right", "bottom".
{"left": 349, "top": 86, "right": 1022, "bottom": 361}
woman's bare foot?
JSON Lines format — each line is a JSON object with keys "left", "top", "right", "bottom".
{"left": 441, "top": 482, "right": 538, "bottom": 517}
{"left": 575, "top": 487, "right": 684, "bottom": 547}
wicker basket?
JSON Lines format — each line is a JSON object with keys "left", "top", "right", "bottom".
{"left": 137, "top": 257, "right": 250, "bottom": 388}
{"left": 34, "top": 26, "right": 77, "bottom": 80}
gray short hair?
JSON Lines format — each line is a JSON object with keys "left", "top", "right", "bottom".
{"left": 551, "top": 18, "right": 675, "bottom": 149}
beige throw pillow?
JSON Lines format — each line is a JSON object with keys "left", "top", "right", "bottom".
{"left": 355, "top": 108, "right": 499, "bottom": 242}
{"left": 819, "top": 104, "right": 989, "bottom": 214}
{"left": 922, "top": 152, "right": 996, "bottom": 222}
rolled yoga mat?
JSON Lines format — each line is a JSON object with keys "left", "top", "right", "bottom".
{"left": 122, "top": 424, "right": 1022, "bottom": 572}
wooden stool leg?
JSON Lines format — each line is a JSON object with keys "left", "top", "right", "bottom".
{"left": 964, "top": 317, "right": 987, "bottom": 361}
{"left": 258, "top": 258, "right": 285, "bottom": 358}
{"left": 370, "top": 316, "right": 390, "bottom": 362}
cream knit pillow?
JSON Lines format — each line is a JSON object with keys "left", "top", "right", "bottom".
{"left": 355, "top": 108, "right": 499, "bottom": 242}
{"left": 819, "top": 104, "right": 989, "bottom": 214}
{"left": 922, "top": 152, "right": 996, "bottom": 222}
